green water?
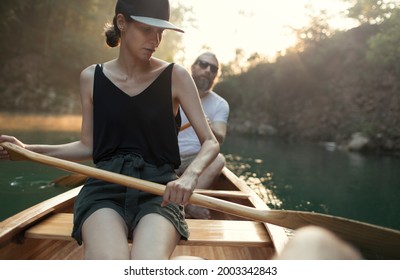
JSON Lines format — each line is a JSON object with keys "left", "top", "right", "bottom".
{"left": 1, "top": 131, "right": 400, "bottom": 231}
{"left": 221, "top": 135, "right": 400, "bottom": 231}
{"left": 0, "top": 130, "right": 81, "bottom": 220}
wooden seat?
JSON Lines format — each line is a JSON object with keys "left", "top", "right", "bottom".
{"left": 24, "top": 213, "right": 272, "bottom": 247}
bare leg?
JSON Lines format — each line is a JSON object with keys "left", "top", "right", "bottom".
{"left": 274, "top": 226, "right": 363, "bottom": 260}
{"left": 82, "top": 208, "right": 130, "bottom": 259}
{"left": 130, "top": 213, "right": 181, "bottom": 260}
{"left": 185, "top": 153, "right": 226, "bottom": 219}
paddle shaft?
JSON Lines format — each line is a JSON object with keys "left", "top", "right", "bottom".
{"left": 2, "top": 141, "right": 400, "bottom": 258}
{"left": 179, "top": 122, "right": 191, "bottom": 132}
{"left": 52, "top": 174, "right": 250, "bottom": 199}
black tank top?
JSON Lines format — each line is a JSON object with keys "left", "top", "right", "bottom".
{"left": 92, "top": 63, "right": 181, "bottom": 167}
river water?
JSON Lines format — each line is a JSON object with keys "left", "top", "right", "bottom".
{"left": 221, "top": 135, "right": 400, "bottom": 231}
{"left": 1, "top": 130, "right": 399, "bottom": 231}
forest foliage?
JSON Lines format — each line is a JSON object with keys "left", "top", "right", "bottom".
{"left": 215, "top": 0, "right": 400, "bottom": 152}
{"left": 0, "top": 0, "right": 188, "bottom": 112}
{"left": 1, "top": 0, "right": 399, "bottom": 152}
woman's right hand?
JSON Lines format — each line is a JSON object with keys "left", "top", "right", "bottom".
{"left": 0, "top": 135, "right": 26, "bottom": 160}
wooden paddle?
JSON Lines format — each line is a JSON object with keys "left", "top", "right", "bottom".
{"left": 51, "top": 171, "right": 250, "bottom": 199}
{"left": 1, "top": 141, "right": 400, "bottom": 259}
{"left": 179, "top": 122, "right": 191, "bottom": 132}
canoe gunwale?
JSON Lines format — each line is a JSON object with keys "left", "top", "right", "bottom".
{"left": 0, "top": 186, "right": 82, "bottom": 248}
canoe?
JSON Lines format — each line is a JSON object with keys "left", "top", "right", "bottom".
{"left": 0, "top": 167, "right": 289, "bottom": 260}
{"left": 1, "top": 142, "right": 400, "bottom": 259}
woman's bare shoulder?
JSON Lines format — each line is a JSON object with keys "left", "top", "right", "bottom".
{"left": 171, "top": 62, "right": 192, "bottom": 82}
{"left": 79, "top": 64, "right": 98, "bottom": 98}
{"left": 171, "top": 63, "right": 197, "bottom": 103}
{"left": 80, "top": 64, "right": 97, "bottom": 81}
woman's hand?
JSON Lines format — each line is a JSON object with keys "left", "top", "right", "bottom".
{"left": 162, "top": 175, "right": 197, "bottom": 207}
{"left": 0, "top": 135, "right": 26, "bottom": 160}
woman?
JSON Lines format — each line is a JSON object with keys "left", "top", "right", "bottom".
{"left": 0, "top": 0, "right": 219, "bottom": 260}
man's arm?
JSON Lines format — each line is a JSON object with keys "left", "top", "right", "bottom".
{"left": 209, "top": 121, "right": 227, "bottom": 144}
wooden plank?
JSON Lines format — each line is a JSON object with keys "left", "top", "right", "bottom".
{"left": 25, "top": 213, "right": 272, "bottom": 247}
{"left": 221, "top": 167, "right": 289, "bottom": 254}
{"left": 182, "top": 219, "right": 272, "bottom": 247}
{"left": 25, "top": 213, "right": 74, "bottom": 241}
{"left": 193, "top": 190, "right": 250, "bottom": 199}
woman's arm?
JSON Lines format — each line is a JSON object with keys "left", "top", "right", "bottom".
{"left": 162, "top": 64, "right": 220, "bottom": 206}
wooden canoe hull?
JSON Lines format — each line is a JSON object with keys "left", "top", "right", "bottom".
{"left": 0, "top": 239, "right": 83, "bottom": 260}
{"left": 0, "top": 167, "right": 287, "bottom": 260}
{"left": 1, "top": 241, "right": 275, "bottom": 260}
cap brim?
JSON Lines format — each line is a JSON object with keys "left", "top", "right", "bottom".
{"left": 130, "top": 16, "right": 184, "bottom": 33}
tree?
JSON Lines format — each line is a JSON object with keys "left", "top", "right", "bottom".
{"left": 367, "top": 9, "right": 400, "bottom": 77}
{"left": 0, "top": 0, "right": 191, "bottom": 113}
{"left": 343, "top": 0, "right": 400, "bottom": 24}
{"left": 290, "top": 5, "right": 334, "bottom": 52}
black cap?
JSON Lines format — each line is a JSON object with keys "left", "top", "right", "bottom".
{"left": 116, "top": 0, "right": 184, "bottom": 33}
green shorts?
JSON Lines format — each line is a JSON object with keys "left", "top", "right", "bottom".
{"left": 71, "top": 153, "right": 189, "bottom": 245}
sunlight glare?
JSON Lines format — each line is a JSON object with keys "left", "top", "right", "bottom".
{"left": 171, "top": 0, "right": 357, "bottom": 66}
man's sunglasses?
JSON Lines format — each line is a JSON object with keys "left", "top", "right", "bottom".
{"left": 195, "top": 60, "right": 219, "bottom": 74}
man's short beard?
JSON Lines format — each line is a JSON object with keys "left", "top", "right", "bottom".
{"left": 193, "top": 76, "right": 212, "bottom": 92}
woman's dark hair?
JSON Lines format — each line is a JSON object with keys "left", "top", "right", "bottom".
{"left": 104, "top": 14, "right": 134, "bottom": 48}
{"left": 104, "top": 16, "right": 121, "bottom": 48}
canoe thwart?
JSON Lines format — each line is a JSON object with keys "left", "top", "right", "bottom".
{"left": 25, "top": 213, "right": 272, "bottom": 247}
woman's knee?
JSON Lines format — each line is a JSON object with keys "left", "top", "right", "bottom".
{"left": 208, "top": 153, "right": 225, "bottom": 176}
{"left": 131, "top": 213, "right": 180, "bottom": 260}
{"left": 82, "top": 208, "right": 130, "bottom": 259}
{"left": 216, "top": 153, "right": 226, "bottom": 168}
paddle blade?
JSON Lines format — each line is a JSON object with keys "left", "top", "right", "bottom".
{"left": 52, "top": 173, "right": 88, "bottom": 188}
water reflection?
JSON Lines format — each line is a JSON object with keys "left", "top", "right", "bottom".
{"left": 0, "top": 159, "right": 72, "bottom": 221}
{"left": 347, "top": 152, "right": 366, "bottom": 167}
{"left": 9, "top": 177, "right": 54, "bottom": 190}
{"left": 0, "top": 113, "right": 81, "bottom": 132}
{"left": 224, "top": 154, "right": 282, "bottom": 208}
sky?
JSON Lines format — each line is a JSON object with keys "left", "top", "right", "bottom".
{"left": 170, "top": 0, "right": 358, "bottom": 66}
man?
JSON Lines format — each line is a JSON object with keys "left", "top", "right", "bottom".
{"left": 176, "top": 52, "right": 230, "bottom": 219}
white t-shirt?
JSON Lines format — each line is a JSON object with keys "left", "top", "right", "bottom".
{"left": 178, "top": 91, "right": 229, "bottom": 156}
